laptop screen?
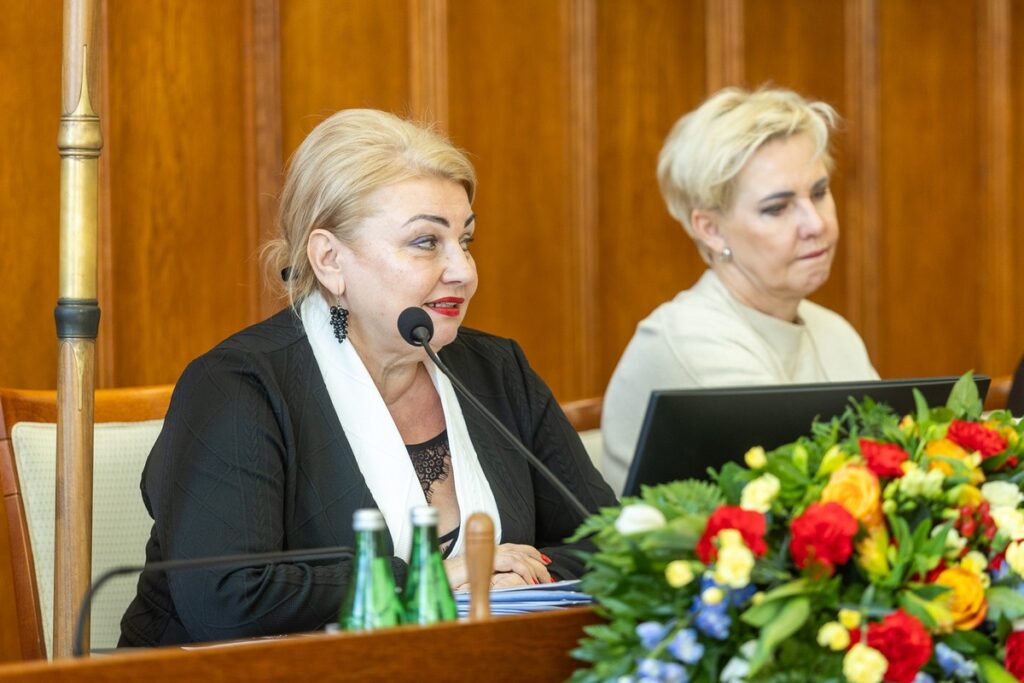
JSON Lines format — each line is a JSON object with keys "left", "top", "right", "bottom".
{"left": 621, "top": 375, "right": 991, "bottom": 497}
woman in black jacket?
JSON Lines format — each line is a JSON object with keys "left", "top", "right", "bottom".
{"left": 119, "top": 109, "right": 616, "bottom": 647}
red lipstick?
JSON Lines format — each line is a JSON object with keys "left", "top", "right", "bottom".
{"left": 425, "top": 297, "right": 465, "bottom": 318}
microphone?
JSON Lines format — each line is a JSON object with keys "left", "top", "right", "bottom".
{"left": 74, "top": 545, "right": 353, "bottom": 657}
{"left": 397, "top": 307, "right": 591, "bottom": 522}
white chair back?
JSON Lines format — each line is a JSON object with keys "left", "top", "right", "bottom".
{"left": 11, "top": 420, "right": 161, "bottom": 656}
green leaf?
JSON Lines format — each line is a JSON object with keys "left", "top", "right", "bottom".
{"left": 942, "top": 630, "right": 995, "bottom": 655}
{"left": 741, "top": 599, "right": 785, "bottom": 628}
{"left": 947, "top": 371, "right": 983, "bottom": 420}
{"left": 747, "top": 597, "right": 812, "bottom": 675}
{"left": 913, "top": 388, "right": 930, "bottom": 425}
{"left": 977, "top": 654, "right": 1020, "bottom": 683}
{"left": 987, "top": 586, "right": 1024, "bottom": 622}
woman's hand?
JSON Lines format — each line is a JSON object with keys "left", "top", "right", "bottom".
{"left": 444, "top": 543, "right": 552, "bottom": 591}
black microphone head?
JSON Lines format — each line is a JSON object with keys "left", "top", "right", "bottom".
{"left": 398, "top": 307, "right": 434, "bottom": 346}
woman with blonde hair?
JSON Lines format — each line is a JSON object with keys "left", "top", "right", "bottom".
{"left": 120, "top": 109, "right": 615, "bottom": 646}
{"left": 602, "top": 87, "right": 878, "bottom": 493}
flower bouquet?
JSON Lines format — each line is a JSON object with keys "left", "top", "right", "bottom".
{"left": 570, "top": 373, "right": 1024, "bottom": 683}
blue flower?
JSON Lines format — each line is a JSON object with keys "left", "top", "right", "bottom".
{"left": 637, "top": 658, "right": 663, "bottom": 679}
{"left": 912, "top": 673, "right": 936, "bottom": 683}
{"left": 693, "top": 603, "right": 731, "bottom": 640}
{"left": 667, "top": 629, "right": 704, "bottom": 665}
{"left": 935, "top": 642, "right": 977, "bottom": 678}
{"left": 635, "top": 657, "right": 690, "bottom": 683}
{"left": 636, "top": 621, "right": 670, "bottom": 650}
{"left": 699, "top": 573, "right": 755, "bottom": 607}
{"left": 660, "top": 661, "right": 689, "bottom": 683}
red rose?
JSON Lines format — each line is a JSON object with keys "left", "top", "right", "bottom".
{"left": 1006, "top": 631, "right": 1024, "bottom": 679}
{"left": 859, "top": 438, "right": 910, "bottom": 478}
{"left": 789, "top": 502, "right": 858, "bottom": 575}
{"left": 695, "top": 505, "right": 767, "bottom": 563}
{"left": 947, "top": 420, "right": 1008, "bottom": 458}
{"left": 849, "top": 610, "right": 932, "bottom": 683}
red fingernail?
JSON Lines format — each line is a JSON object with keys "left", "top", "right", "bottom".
{"left": 549, "top": 578, "right": 557, "bottom": 583}
{"left": 541, "top": 554, "right": 552, "bottom": 565}
{"left": 532, "top": 578, "right": 539, "bottom": 585}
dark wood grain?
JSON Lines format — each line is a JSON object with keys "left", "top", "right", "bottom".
{"left": 0, "top": 608, "right": 600, "bottom": 682}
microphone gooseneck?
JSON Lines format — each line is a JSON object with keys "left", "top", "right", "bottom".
{"left": 397, "top": 307, "right": 591, "bottom": 523}
{"left": 73, "top": 545, "right": 353, "bottom": 658}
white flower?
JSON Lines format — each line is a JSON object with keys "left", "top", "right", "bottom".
{"left": 982, "top": 481, "right": 1024, "bottom": 510}
{"left": 720, "top": 641, "right": 757, "bottom": 683}
{"left": 740, "top": 473, "right": 781, "bottom": 513}
{"left": 614, "top": 503, "right": 666, "bottom": 535}
{"left": 844, "top": 643, "right": 888, "bottom": 683}
{"left": 992, "top": 508, "right": 1024, "bottom": 541}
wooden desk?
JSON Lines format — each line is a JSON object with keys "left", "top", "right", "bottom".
{"left": 0, "top": 608, "right": 599, "bottom": 682}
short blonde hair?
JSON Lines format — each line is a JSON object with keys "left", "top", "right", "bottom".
{"left": 657, "top": 87, "right": 837, "bottom": 262}
{"left": 264, "top": 109, "right": 477, "bottom": 305}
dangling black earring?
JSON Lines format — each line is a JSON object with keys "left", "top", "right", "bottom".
{"left": 329, "top": 304, "right": 349, "bottom": 343}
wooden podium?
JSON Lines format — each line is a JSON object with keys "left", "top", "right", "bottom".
{"left": 0, "top": 608, "right": 599, "bottom": 682}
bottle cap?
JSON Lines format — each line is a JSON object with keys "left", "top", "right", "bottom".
{"left": 352, "top": 508, "right": 385, "bottom": 531}
{"left": 410, "top": 506, "right": 439, "bottom": 525}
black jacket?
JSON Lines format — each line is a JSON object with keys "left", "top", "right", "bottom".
{"left": 119, "top": 309, "right": 616, "bottom": 646}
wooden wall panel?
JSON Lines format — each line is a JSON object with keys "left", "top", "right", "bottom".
{"left": 280, "top": 0, "right": 411, "bottom": 157}
{"left": 1, "top": 0, "right": 1022, "bottom": 396}
{"left": 742, "top": 0, "right": 851, "bottom": 320}
{"left": 877, "top": 0, "right": 982, "bottom": 378}
{"left": 0, "top": 1, "right": 63, "bottom": 391}
{"left": 447, "top": 0, "right": 582, "bottom": 400}
{"left": 594, "top": 0, "right": 707, "bottom": 389}
{"left": 1008, "top": 0, "right": 1024, "bottom": 374}
{"left": 104, "top": 0, "right": 259, "bottom": 386}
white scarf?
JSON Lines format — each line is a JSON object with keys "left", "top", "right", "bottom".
{"left": 301, "top": 293, "right": 502, "bottom": 561}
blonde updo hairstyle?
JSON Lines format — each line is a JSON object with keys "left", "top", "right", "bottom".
{"left": 264, "top": 109, "right": 477, "bottom": 306}
{"left": 657, "top": 87, "right": 838, "bottom": 264}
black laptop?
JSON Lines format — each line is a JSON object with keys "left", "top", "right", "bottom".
{"left": 621, "top": 375, "right": 991, "bottom": 496}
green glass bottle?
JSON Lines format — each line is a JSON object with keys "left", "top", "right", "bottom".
{"left": 402, "top": 506, "right": 458, "bottom": 625}
{"left": 338, "top": 508, "right": 403, "bottom": 631}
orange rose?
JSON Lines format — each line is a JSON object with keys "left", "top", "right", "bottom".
{"left": 925, "top": 439, "right": 983, "bottom": 484}
{"left": 934, "top": 566, "right": 987, "bottom": 630}
{"left": 821, "top": 465, "right": 883, "bottom": 530}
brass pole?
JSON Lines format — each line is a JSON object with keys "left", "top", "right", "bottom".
{"left": 54, "top": 0, "right": 101, "bottom": 659}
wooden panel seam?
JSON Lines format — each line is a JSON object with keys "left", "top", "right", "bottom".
{"left": 566, "top": 0, "right": 598, "bottom": 399}
{"left": 247, "top": 0, "right": 284, "bottom": 320}
{"left": 409, "top": 0, "right": 449, "bottom": 129}
{"left": 978, "top": 0, "right": 1013, "bottom": 376}
{"left": 96, "top": 0, "right": 114, "bottom": 388}
{"left": 843, "top": 0, "right": 881, "bottom": 365}
{"left": 705, "top": 0, "right": 744, "bottom": 91}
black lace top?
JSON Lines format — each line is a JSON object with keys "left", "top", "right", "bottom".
{"left": 406, "top": 429, "right": 459, "bottom": 558}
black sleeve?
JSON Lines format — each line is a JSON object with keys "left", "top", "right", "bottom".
{"left": 505, "top": 340, "right": 619, "bottom": 579}
{"left": 144, "top": 348, "right": 406, "bottom": 643}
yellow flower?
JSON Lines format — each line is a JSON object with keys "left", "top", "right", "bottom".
{"left": 745, "top": 446, "right": 767, "bottom": 469}
{"left": 900, "top": 414, "right": 918, "bottom": 437}
{"left": 935, "top": 566, "right": 988, "bottom": 630}
{"left": 821, "top": 465, "right": 883, "bottom": 530}
{"left": 713, "top": 542, "right": 754, "bottom": 589}
{"left": 702, "top": 587, "right": 724, "bottom": 605}
{"left": 843, "top": 643, "right": 888, "bottom": 683}
{"left": 816, "top": 621, "right": 850, "bottom": 651}
{"left": 838, "top": 608, "right": 862, "bottom": 630}
{"left": 1006, "top": 541, "right": 1024, "bottom": 577}
{"left": 961, "top": 550, "right": 988, "bottom": 576}
{"left": 740, "top": 473, "right": 781, "bottom": 513}
{"left": 856, "top": 525, "right": 891, "bottom": 579}
{"left": 926, "top": 438, "right": 983, "bottom": 484}
{"left": 665, "top": 560, "right": 695, "bottom": 588}
{"left": 947, "top": 484, "right": 984, "bottom": 508}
